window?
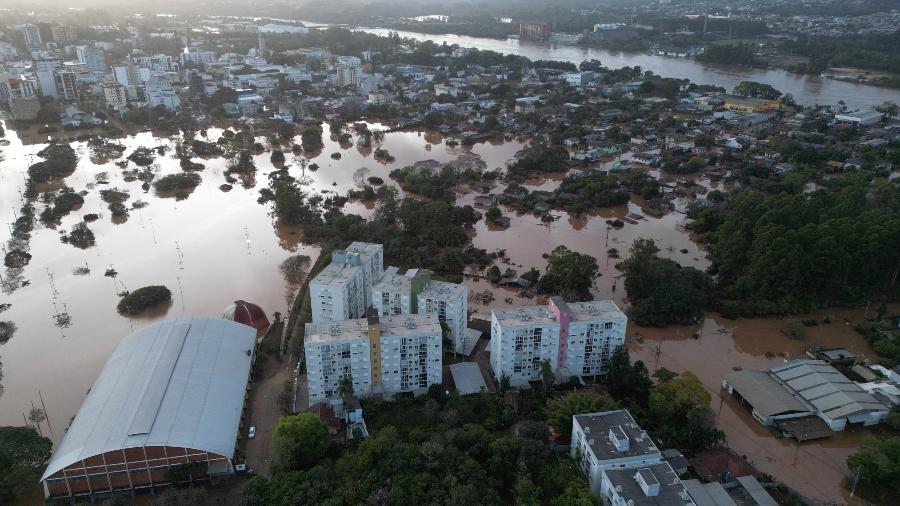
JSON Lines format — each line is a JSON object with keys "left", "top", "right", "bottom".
{"left": 604, "top": 322, "right": 613, "bottom": 330}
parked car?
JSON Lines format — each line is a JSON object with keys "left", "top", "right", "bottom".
{"left": 248, "top": 426, "right": 256, "bottom": 438}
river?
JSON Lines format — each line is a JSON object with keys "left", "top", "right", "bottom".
{"left": 355, "top": 27, "right": 899, "bottom": 110}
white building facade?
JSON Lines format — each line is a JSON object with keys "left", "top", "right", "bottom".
{"left": 305, "top": 314, "right": 442, "bottom": 403}
{"left": 309, "top": 242, "right": 384, "bottom": 323}
{"left": 418, "top": 280, "right": 468, "bottom": 354}
{"left": 490, "top": 298, "right": 626, "bottom": 386}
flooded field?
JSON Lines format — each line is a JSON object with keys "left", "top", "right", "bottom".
{"left": 629, "top": 305, "right": 896, "bottom": 504}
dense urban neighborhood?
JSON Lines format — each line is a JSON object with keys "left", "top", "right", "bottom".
{"left": 1, "top": 1, "right": 899, "bottom": 506}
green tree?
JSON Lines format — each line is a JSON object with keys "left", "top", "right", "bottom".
{"left": 605, "top": 347, "right": 653, "bottom": 408}
{"left": 546, "top": 391, "right": 618, "bottom": 441}
{"left": 0, "top": 426, "right": 53, "bottom": 504}
{"left": 537, "top": 246, "right": 599, "bottom": 301}
{"left": 618, "top": 239, "right": 712, "bottom": 326}
{"left": 846, "top": 437, "right": 900, "bottom": 495}
{"left": 732, "top": 81, "right": 782, "bottom": 99}
{"left": 485, "top": 207, "right": 502, "bottom": 221}
{"left": 271, "top": 413, "right": 330, "bottom": 471}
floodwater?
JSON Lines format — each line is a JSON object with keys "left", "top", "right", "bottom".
{"left": 0, "top": 121, "right": 525, "bottom": 441}
{"left": 355, "top": 27, "right": 899, "bottom": 110}
{"left": 629, "top": 305, "right": 896, "bottom": 504}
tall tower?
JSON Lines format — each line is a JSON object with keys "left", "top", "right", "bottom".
{"left": 258, "top": 29, "right": 266, "bottom": 58}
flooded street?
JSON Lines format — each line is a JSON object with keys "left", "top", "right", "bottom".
{"left": 629, "top": 306, "right": 894, "bottom": 504}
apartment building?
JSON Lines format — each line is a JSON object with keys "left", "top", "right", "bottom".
{"left": 489, "top": 298, "right": 626, "bottom": 386}
{"left": 33, "top": 58, "right": 61, "bottom": 98}
{"left": 50, "top": 24, "right": 78, "bottom": 45}
{"left": 418, "top": 280, "right": 468, "bottom": 354}
{"left": 102, "top": 82, "right": 128, "bottom": 111}
{"left": 601, "top": 462, "right": 694, "bottom": 506}
{"left": 371, "top": 268, "right": 470, "bottom": 354}
{"left": 309, "top": 242, "right": 384, "bottom": 323}
{"left": 75, "top": 46, "right": 106, "bottom": 73}
{"left": 304, "top": 313, "right": 442, "bottom": 402}
{"left": 53, "top": 71, "right": 79, "bottom": 101}
{"left": 335, "top": 56, "right": 362, "bottom": 88}
{"left": 20, "top": 24, "right": 42, "bottom": 48}
{"left": 570, "top": 410, "right": 663, "bottom": 496}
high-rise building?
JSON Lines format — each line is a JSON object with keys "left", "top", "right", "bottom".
{"left": 51, "top": 24, "right": 78, "bottom": 44}
{"left": 102, "top": 82, "right": 127, "bottom": 111}
{"left": 489, "top": 298, "right": 627, "bottom": 386}
{"left": 33, "top": 58, "right": 61, "bottom": 98}
{"left": 371, "top": 268, "right": 470, "bottom": 354}
{"left": 20, "top": 24, "right": 42, "bottom": 48}
{"left": 309, "top": 242, "right": 384, "bottom": 323}
{"left": 335, "top": 55, "right": 362, "bottom": 87}
{"left": 75, "top": 46, "right": 106, "bottom": 73}
{"left": 0, "top": 75, "right": 37, "bottom": 105}
{"left": 53, "top": 70, "right": 79, "bottom": 101}
{"left": 304, "top": 313, "right": 442, "bottom": 402}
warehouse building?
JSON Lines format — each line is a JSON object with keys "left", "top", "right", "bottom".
{"left": 40, "top": 317, "right": 257, "bottom": 500}
{"left": 723, "top": 359, "right": 888, "bottom": 435}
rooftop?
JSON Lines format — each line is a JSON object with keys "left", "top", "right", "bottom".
{"left": 419, "top": 279, "right": 467, "bottom": 302}
{"left": 305, "top": 318, "right": 370, "bottom": 344}
{"left": 449, "top": 362, "right": 488, "bottom": 395}
{"left": 493, "top": 304, "right": 560, "bottom": 327}
{"left": 574, "top": 409, "right": 660, "bottom": 463}
{"left": 603, "top": 461, "right": 692, "bottom": 506}
{"left": 41, "top": 317, "right": 256, "bottom": 480}
{"left": 770, "top": 359, "right": 888, "bottom": 420}
{"left": 723, "top": 369, "right": 811, "bottom": 418}
{"left": 344, "top": 241, "right": 383, "bottom": 261}
{"left": 379, "top": 314, "right": 441, "bottom": 337}
{"left": 372, "top": 270, "right": 412, "bottom": 294}
{"left": 310, "top": 261, "right": 362, "bottom": 289}
{"left": 566, "top": 300, "right": 627, "bottom": 323}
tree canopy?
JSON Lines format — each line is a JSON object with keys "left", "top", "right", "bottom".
{"left": 618, "top": 239, "right": 713, "bottom": 326}
{"left": 0, "top": 426, "right": 53, "bottom": 504}
{"left": 537, "top": 246, "right": 599, "bottom": 302}
{"left": 271, "top": 412, "right": 330, "bottom": 472}
{"left": 546, "top": 391, "right": 618, "bottom": 441}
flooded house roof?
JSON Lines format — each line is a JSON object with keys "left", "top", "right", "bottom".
{"left": 770, "top": 359, "right": 888, "bottom": 420}
{"left": 41, "top": 317, "right": 256, "bottom": 480}
{"left": 723, "top": 369, "right": 811, "bottom": 417}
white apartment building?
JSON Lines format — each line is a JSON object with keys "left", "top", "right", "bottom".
{"left": 33, "top": 58, "right": 61, "bottom": 98}
{"left": 335, "top": 56, "right": 362, "bottom": 87}
{"left": 309, "top": 242, "right": 384, "bottom": 323}
{"left": 102, "top": 82, "right": 128, "bottom": 111}
{"left": 51, "top": 24, "right": 78, "bottom": 44}
{"left": 489, "top": 298, "right": 626, "bottom": 386}
{"left": 600, "top": 462, "right": 694, "bottom": 506}
{"left": 181, "top": 49, "right": 217, "bottom": 65}
{"left": 570, "top": 410, "right": 663, "bottom": 496}
{"left": 418, "top": 280, "right": 468, "bottom": 354}
{"left": 371, "top": 268, "right": 470, "bottom": 354}
{"left": 0, "top": 75, "right": 37, "bottom": 106}
{"left": 304, "top": 313, "right": 442, "bottom": 402}
{"left": 76, "top": 46, "right": 106, "bottom": 73}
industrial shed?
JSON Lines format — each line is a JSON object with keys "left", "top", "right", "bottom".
{"left": 41, "top": 317, "right": 257, "bottom": 500}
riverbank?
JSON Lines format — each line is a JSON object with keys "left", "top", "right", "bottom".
{"left": 353, "top": 26, "right": 900, "bottom": 110}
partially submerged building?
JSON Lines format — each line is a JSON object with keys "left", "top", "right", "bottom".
{"left": 723, "top": 359, "right": 889, "bottom": 437}
{"left": 40, "top": 318, "right": 256, "bottom": 500}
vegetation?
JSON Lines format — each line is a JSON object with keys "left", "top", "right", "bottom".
{"left": 116, "top": 285, "right": 172, "bottom": 316}
{"left": 509, "top": 143, "right": 569, "bottom": 175}
{"left": 280, "top": 255, "right": 312, "bottom": 285}
{"left": 271, "top": 412, "right": 330, "bottom": 472}
{"left": 245, "top": 392, "right": 595, "bottom": 506}
{"left": 706, "top": 176, "right": 900, "bottom": 316}
{"left": 618, "top": 239, "right": 713, "bottom": 326}
{"left": 27, "top": 144, "right": 78, "bottom": 183}
{"left": 301, "top": 126, "right": 324, "bottom": 151}
{"left": 546, "top": 391, "right": 618, "bottom": 440}
{"left": 732, "top": 81, "right": 782, "bottom": 99}
{"left": 846, "top": 437, "right": 900, "bottom": 500}
{"left": 536, "top": 246, "right": 599, "bottom": 302}
{"left": 153, "top": 173, "right": 202, "bottom": 197}
{"left": 698, "top": 43, "right": 760, "bottom": 67}
{"left": 64, "top": 222, "right": 96, "bottom": 249}
{"left": 0, "top": 426, "right": 53, "bottom": 505}
{"left": 127, "top": 147, "right": 157, "bottom": 166}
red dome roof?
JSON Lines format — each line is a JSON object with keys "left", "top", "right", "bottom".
{"left": 223, "top": 300, "right": 270, "bottom": 330}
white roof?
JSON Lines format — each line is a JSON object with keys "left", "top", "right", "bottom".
{"left": 449, "top": 362, "right": 488, "bottom": 395}
{"left": 42, "top": 317, "right": 256, "bottom": 480}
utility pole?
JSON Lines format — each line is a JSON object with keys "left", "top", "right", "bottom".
{"left": 39, "top": 390, "right": 53, "bottom": 438}
{"left": 850, "top": 467, "right": 861, "bottom": 497}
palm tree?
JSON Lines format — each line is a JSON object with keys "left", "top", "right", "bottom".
{"left": 337, "top": 375, "right": 354, "bottom": 402}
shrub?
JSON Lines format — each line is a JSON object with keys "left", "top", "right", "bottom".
{"left": 117, "top": 286, "right": 172, "bottom": 316}
{"left": 153, "top": 172, "right": 202, "bottom": 194}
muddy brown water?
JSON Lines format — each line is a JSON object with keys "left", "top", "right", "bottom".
{"left": 0, "top": 120, "right": 887, "bottom": 504}
{"left": 629, "top": 306, "right": 895, "bottom": 505}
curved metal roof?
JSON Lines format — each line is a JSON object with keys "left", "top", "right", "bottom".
{"left": 42, "top": 317, "right": 256, "bottom": 480}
